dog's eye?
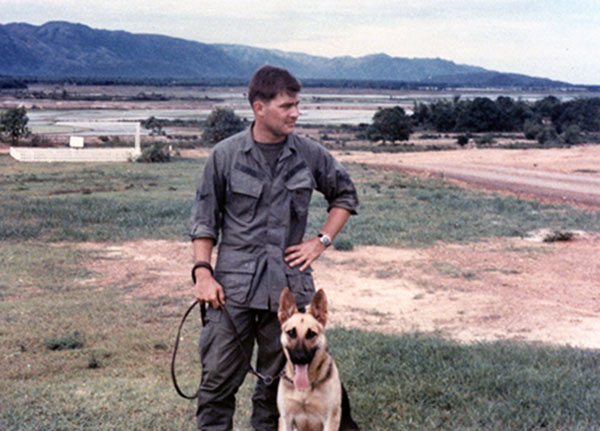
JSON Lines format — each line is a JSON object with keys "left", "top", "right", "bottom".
{"left": 286, "top": 328, "right": 297, "bottom": 339}
{"left": 306, "top": 329, "right": 317, "bottom": 340}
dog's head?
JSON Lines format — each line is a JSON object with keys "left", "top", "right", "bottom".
{"left": 278, "top": 288, "right": 328, "bottom": 391}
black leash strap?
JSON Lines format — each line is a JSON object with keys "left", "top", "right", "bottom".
{"left": 171, "top": 300, "right": 201, "bottom": 400}
{"left": 219, "top": 303, "right": 277, "bottom": 386}
{"left": 171, "top": 300, "right": 278, "bottom": 400}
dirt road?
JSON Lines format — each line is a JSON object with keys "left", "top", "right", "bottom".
{"left": 335, "top": 146, "right": 600, "bottom": 209}
{"left": 381, "top": 162, "right": 600, "bottom": 208}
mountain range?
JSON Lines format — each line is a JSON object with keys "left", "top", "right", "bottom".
{"left": 0, "top": 21, "right": 571, "bottom": 87}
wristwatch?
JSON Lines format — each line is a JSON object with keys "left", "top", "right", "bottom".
{"left": 318, "top": 233, "right": 332, "bottom": 247}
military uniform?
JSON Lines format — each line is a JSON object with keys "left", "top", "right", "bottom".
{"left": 190, "top": 126, "right": 358, "bottom": 430}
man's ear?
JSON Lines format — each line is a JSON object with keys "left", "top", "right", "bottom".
{"left": 278, "top": 287, "right": 298, "bottom": 324}
{"left": 252, "top": 99, "right": 266, "bottom": 118}
{"left": 309, "top": 289, "right": 328, "bottom": 327}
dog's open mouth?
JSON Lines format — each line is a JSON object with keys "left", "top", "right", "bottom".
{"left": 294, "top": 363, "right": 310, "bottom": 391}
{"left": 288, "top": 346, "right": 316, "bottom": 392}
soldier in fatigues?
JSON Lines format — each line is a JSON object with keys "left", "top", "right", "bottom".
{"left": 190, "top": 65, "right": 359, "bottom": 431}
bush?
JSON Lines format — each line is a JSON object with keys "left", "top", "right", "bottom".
{"left": 28, "top": 134, "right": 53, "bottom": 147}
{"left": 523, "top": 119, "right": 544, "bottom": 140}
{"left": 561, "top": 124, "right": 582, "bottom": 145}
{"left": 201, "top": 108, "right": 245, "bottom": 146}
{"left": 536, "top": 126, "right": 560, "bottom": 146}
{"left": 474, "top": 134, "right": 495, "bottom": 146}
{"left": 44, "top": 331, "right": 84, "bottom": 351}
{"left": 366, "top": 106, "right": 412, "bottom": 142}
{"left": 334, "top": 238, "right": 354, "bottom": 251}
{"left": 456, "top": 135, "right": 470, "bottom": 146}
{"left": 1, "top": 106, "right": 30, "bottom": 146}
{"left": 137, "top": 143, "right": 171, "bottom": 163}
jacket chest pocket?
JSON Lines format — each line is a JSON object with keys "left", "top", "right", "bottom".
{"left": 228, "top": 172, "right": 263, "bottom": 222}
{"left": 284, "top": 171, "right": 315, "bottom": 220}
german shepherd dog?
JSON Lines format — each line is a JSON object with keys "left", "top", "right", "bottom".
{"left": 277, "top": 288, "right": 360, "bottom": 431}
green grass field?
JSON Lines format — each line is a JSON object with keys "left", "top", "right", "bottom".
{"left": 1, "top": 153, "right": 600, "bottom": 430}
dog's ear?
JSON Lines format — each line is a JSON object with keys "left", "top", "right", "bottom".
{"left": 309, "top": 289, "right": 328, "bottom": 327}
{"left": 278, "top": 287, "right": 298, "bottom": 324}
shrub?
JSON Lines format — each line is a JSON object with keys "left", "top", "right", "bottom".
{"left": 536, "top": 126, "right": 560, "bottom": 146}
{"left": 561, "top": 124, "right": 582, "bottom": 145}
{"left": 1, "top": 106, "right": 30, "bottom": 146}
{"left": 334, "top": 238, "right": 354, "bottom": 251}
{"left": 366, "top": 106, "right": 412, "bottom": 142}
{"left": 28, "top": 134, "right": 53, "bottom": 147}
{"left": 456, "top": 135, "right": 470, "bottom": 146}
{"left": 201, "top": 108, "right": 245, "bottom": 146}
{"left": 44, "top": 331, "right": 84, "bottom": 351}
{"left": 523, "top": 119, "right": 544, "bottom": 140}
{"left": 137, "top": 143, "right": 171, "bottom": 163}
{"left": 474, "top": 134, "right": 495, "bottom": 146}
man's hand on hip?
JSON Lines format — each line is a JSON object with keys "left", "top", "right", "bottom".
{"left": 284, "top": 237, "right": 327, "bottom": 272}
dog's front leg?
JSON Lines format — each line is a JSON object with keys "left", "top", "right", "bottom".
{"left": 278, "top": 414, "right": 294, "bottom": 431}
{"left": 323, "top": 409, "right": 341, "bottom": 431}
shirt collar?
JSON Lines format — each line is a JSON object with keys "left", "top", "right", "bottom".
{"left": 243, "top": 122, "right": 297, "bottom": 159}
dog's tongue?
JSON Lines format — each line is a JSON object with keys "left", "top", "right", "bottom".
{"left": 294, "top": 364, "right": 310, "bottom": 392}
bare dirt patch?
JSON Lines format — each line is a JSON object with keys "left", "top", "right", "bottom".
{"left": 79, "top": 233, "right": 600, "bottom": 349}
{"left": 77, "top": 145, "right": 600, "bottom": 349}
{"left": 335, "top": 145, "right": 600, "bottom": 176}
{"left": 334, "top": 146, "right": 600, "bottom": 209}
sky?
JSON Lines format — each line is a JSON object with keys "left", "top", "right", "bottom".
{"left": 2, "top": 0, "right": 599, "bottom": 85}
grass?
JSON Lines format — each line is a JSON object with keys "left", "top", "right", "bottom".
{"left": 330, "top": 329, "right": 600, "bottom": 431}
{"left": 0, "top": 156, "right": 196, "bottom": 241}
{"left": 2, "top": 244, "right": 600, "bottom": 430}
{"left": 2, "top": 153, "right": 600, "bottom": 429}
{"left": 325, "top": 166, "right": 600, "bottom": 247}
{"left": 1, "top": 154, "right": 599, "bottom": 245}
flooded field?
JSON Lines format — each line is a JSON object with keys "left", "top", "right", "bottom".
{"left": 3, "top": 84, "right": 598, "bottom": 136}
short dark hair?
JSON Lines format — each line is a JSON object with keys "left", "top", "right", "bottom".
{"left": 248, "top": 65, "right": 301, "bottom": 105}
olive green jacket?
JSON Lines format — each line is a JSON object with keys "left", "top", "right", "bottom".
{"left": 190, "top": 127, "right": 358, "bottom": 310}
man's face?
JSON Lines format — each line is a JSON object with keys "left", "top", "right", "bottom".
{"left": 256, "top": 91, "right": 300, "bottom": 141}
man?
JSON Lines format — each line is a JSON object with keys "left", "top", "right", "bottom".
{"left": 190, "top": 65, "right": 359, "bottom": 430}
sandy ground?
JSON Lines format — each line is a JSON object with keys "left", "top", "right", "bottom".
{"left": 334, "top": 146, "right": 600, "bottom": 209}
{"left": 80, "top": 232, "right": 600, "bottom": 350}
{"left": 6, "top": 142, "right": 600, "bottom": 349}
{"left": 334, "top": 145, "right": 600, "bottom": 176}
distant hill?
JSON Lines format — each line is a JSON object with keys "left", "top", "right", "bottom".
{"left": 0, "top": 21, "right": 571, "bottom": 87}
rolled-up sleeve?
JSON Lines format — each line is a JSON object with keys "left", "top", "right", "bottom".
{"left": 315, "top": 149, "right": 359, "bottom": 215}
{"left": 189, "top": 150, "right": 225, "bottom": 242}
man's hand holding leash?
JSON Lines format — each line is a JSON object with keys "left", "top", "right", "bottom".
{"left": 193, "top": 265, "right": 225, "bottom": 309}
{"left": 192, "top": 237, "right": 225, "bottom": 309}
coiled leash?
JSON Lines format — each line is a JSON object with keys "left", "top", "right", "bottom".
{"left": 171, "top": 264, "right": 278, "bottom": 399}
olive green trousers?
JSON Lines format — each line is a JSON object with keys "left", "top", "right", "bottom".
{"left": 196, "top": 304, "right": 285, "bottom": 431}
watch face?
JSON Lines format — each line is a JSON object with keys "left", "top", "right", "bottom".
{"left": 319, "top": 233, "right": 332, "bottom": 246}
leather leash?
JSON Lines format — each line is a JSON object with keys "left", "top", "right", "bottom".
{"left": 171, "top": 300, "right": 279, "bottom": 400}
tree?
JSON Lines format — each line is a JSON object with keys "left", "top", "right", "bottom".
{"left": 137, "top": 143, "right": 171, "bottom": 163}
{"left": 0, "top": 107, "right": 30, "bottom": 146}
{"left": 560, "top": 124, "right": 582, "bottom": 146}
{"left": 366, "top": 106, "right": 412, "bottom": 143}
{"left": 523, "top": 119, "right": 544, "bottom": 140}
{"left": 429, "top": 100, "right": 456, "bottom": 132}
{"left": 536, "top": 126, "right": 560, "bottom": 146}
{"left": 455, "top": 97, "right": 504, "bottom": 132}
{"left": 142, "top": 116, "right": 165, "bottom": 136}
{"left": 201, "top": 108, "right": 245, "bottom": 146}
{"left": 411, "top": 102, "right": 432, "bottom": 128}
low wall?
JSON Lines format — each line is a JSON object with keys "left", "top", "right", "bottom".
{"left": 10, "top": 147, "right": 142, "bottom": 162}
